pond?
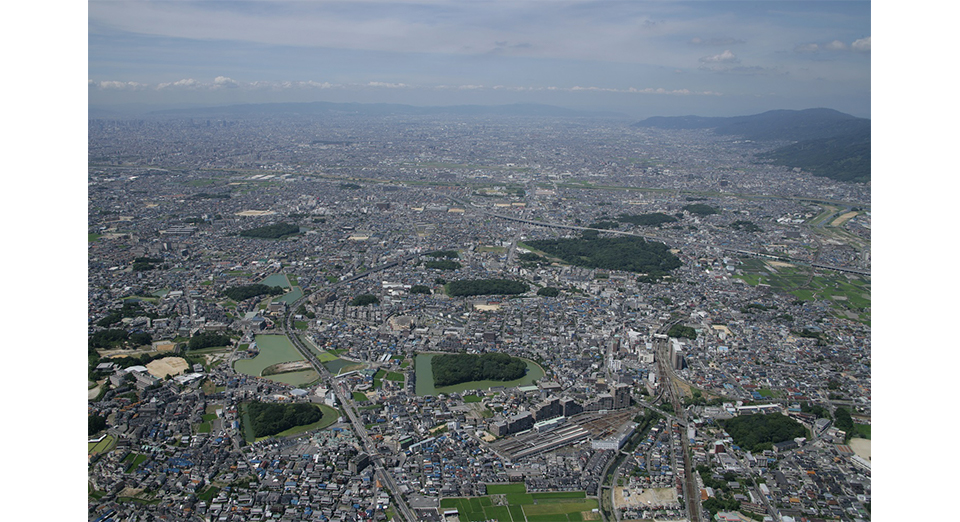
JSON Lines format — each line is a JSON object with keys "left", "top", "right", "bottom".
{"left": 260, "top": 273, "right": 291, "bottom": 288}
{"left": 233, "top": 335, "right": 316, "bottom": 386}
{"left": 273, "top": 287, "right": 303, "bottom": 304}
{"left": 414, "top": 353, "right": 544, "bottom": 396}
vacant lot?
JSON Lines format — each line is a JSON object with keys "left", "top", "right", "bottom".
{"left": 849, "top": 438, "right": 871, "bottom": 460}
{"left": 146, "top": 357, "right": 189, "bottom": 378}
{"left": 614, "top": 486, "right": 677, "bottom": 509}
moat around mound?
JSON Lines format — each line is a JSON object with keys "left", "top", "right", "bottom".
{"left": 414, "top": 353, "right": 544, "bottom": 396}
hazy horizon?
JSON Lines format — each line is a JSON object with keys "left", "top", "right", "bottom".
{"left": 89, "top": 1, "right": 871, "bottom": 119}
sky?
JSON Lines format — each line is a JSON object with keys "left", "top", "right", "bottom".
{"left": 88, "top": 0, "right": 871, "bottom": 117}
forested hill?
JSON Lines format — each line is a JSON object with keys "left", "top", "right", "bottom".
{"left": 633, "top": 108, "right": 870, "bottom": 183}
{"left": 633, "top": 108, "right": 868, "bottom": 141}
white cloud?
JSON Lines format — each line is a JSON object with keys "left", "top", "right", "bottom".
{"left": 825, "top": 40, "right": 847, "bottom": 51}
{"left": 699, "top": 50, "right": 739, "bottom": 64}
{"left": 91, "top": 80, "right": 148, "bottom": 91}
{"left": 213, "top": 76, "right": 240, "bottom": 88}
{"left": 852, "top": 36, "right": 870, "bottom": 52}
{"left": 157, "top": 78, "right": 201, "bottom": 90}
{"left": 366, "top": 81, "right": 410, "bottom": 89}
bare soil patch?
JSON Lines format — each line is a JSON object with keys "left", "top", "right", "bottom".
{"left": 146, "top": 357, "right": 190, "bottom": 378}
{"left": 614, "top": 486, "right": 678, "bottom": 509}
{"left": 848, "top": 437, "right": 871, "bottom": 460}
{"left": 831, "top": 211, "right": 859, "bottom": 227}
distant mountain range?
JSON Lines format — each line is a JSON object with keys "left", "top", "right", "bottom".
{"left": 633, "top": 108, "right": 870, "bottom": 183}
{"left": 143, "top": 101, "right": 621, "bottom": 119}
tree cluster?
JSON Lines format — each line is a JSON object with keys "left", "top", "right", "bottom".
{"left": 89, "top": 414, "right": 107, "bottom": 436}
{"left": 424, "top": 259, "right": 462, "bottom": 270}
{"left": 719, "top": 413, "right": 807, "bottom": 452}
{"left": 409, "top": 285, "right": 432, "bottom": 295}
{"left": 246, "top": 401, "right": 324, "bottom": 438}
{"left": 445, "top": 279, "right": 529, "bottom": 297}
{"left": 587, "top": 220, "right": 619, "bottom": 230}
{"left": 424, "top": 250, "right": 459, "bottom": 259}
{"left": 536, "top": 287, "right": 561, "bottom": 297}
{"left": 188, "top": 332, "right": 233, "bottom": 350}
{"left": 349, "top": 294, "right": 380, "bottom": 306}
{"left": 524, "top": 236, "right": 680, "bottom": 275}
{"left": 729, "top": 220, "right": 762, "bottom": 232}
{"left": 89, "top": 329, "right": 152, "bottom": 351}
{"left": 132, "top": 256, "right": 164, "bottom": 272}
{"left": 223, "top": 284, "right": 285, "bottom": 301}
{"left": 682, "top": 203, "right": 719, "bottom": 215}
{"left": 431, "top": 352, "right": 528, "bottom": 387}
{"left": 667, "top": 324, "right": 697, "bottom": 340}
{"left": 616, "top": 213, "right": 679, "bottom": 226}
{"left": 239, "top": 222, "right": 301, "bottom": 239}
{"left": 97, "top": 301, "right": 160, "bottom": 327}
{"left": 833, "top": 406, "right": 854, "bottom": 432}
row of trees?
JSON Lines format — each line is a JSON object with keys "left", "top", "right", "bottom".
{"left": 445, "top": 279, "right": 529, "bottom": 297}
{"left": 223, "top": 284, "right": 285, "bottom": 301}
{"left": 524, "top": 236, "right": 681, "bottom": 275}
{"left": 431, "top": 352, "right": 527, "bottom": 387}
{"left": 245, "top": 402, "right": 324, "bottom": 438}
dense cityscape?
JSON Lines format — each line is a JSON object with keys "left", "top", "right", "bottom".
{"left": 86, "top": 111, "right": 870, "bottom": 522}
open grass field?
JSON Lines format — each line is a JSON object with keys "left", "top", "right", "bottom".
{"left": 441, "top": 485, "right": 597, "bottom": 522}
{"left": 88, "top": 434, "right": 116, "bottom": 455}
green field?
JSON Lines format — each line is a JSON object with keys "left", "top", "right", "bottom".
{"left": 733, "top": 258, "right": 870, "bottom": 323}
{"left": 88, "top": 434, "right": 116, "bottom": 455}
{"left": 486, "top": 483, "right": 528, "bottom": 495}
{"left": 123, "top": 453, "right": 150, "bottom": 472}
{"left": 440, "top": 485, "right": 597, "bottom": 522}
